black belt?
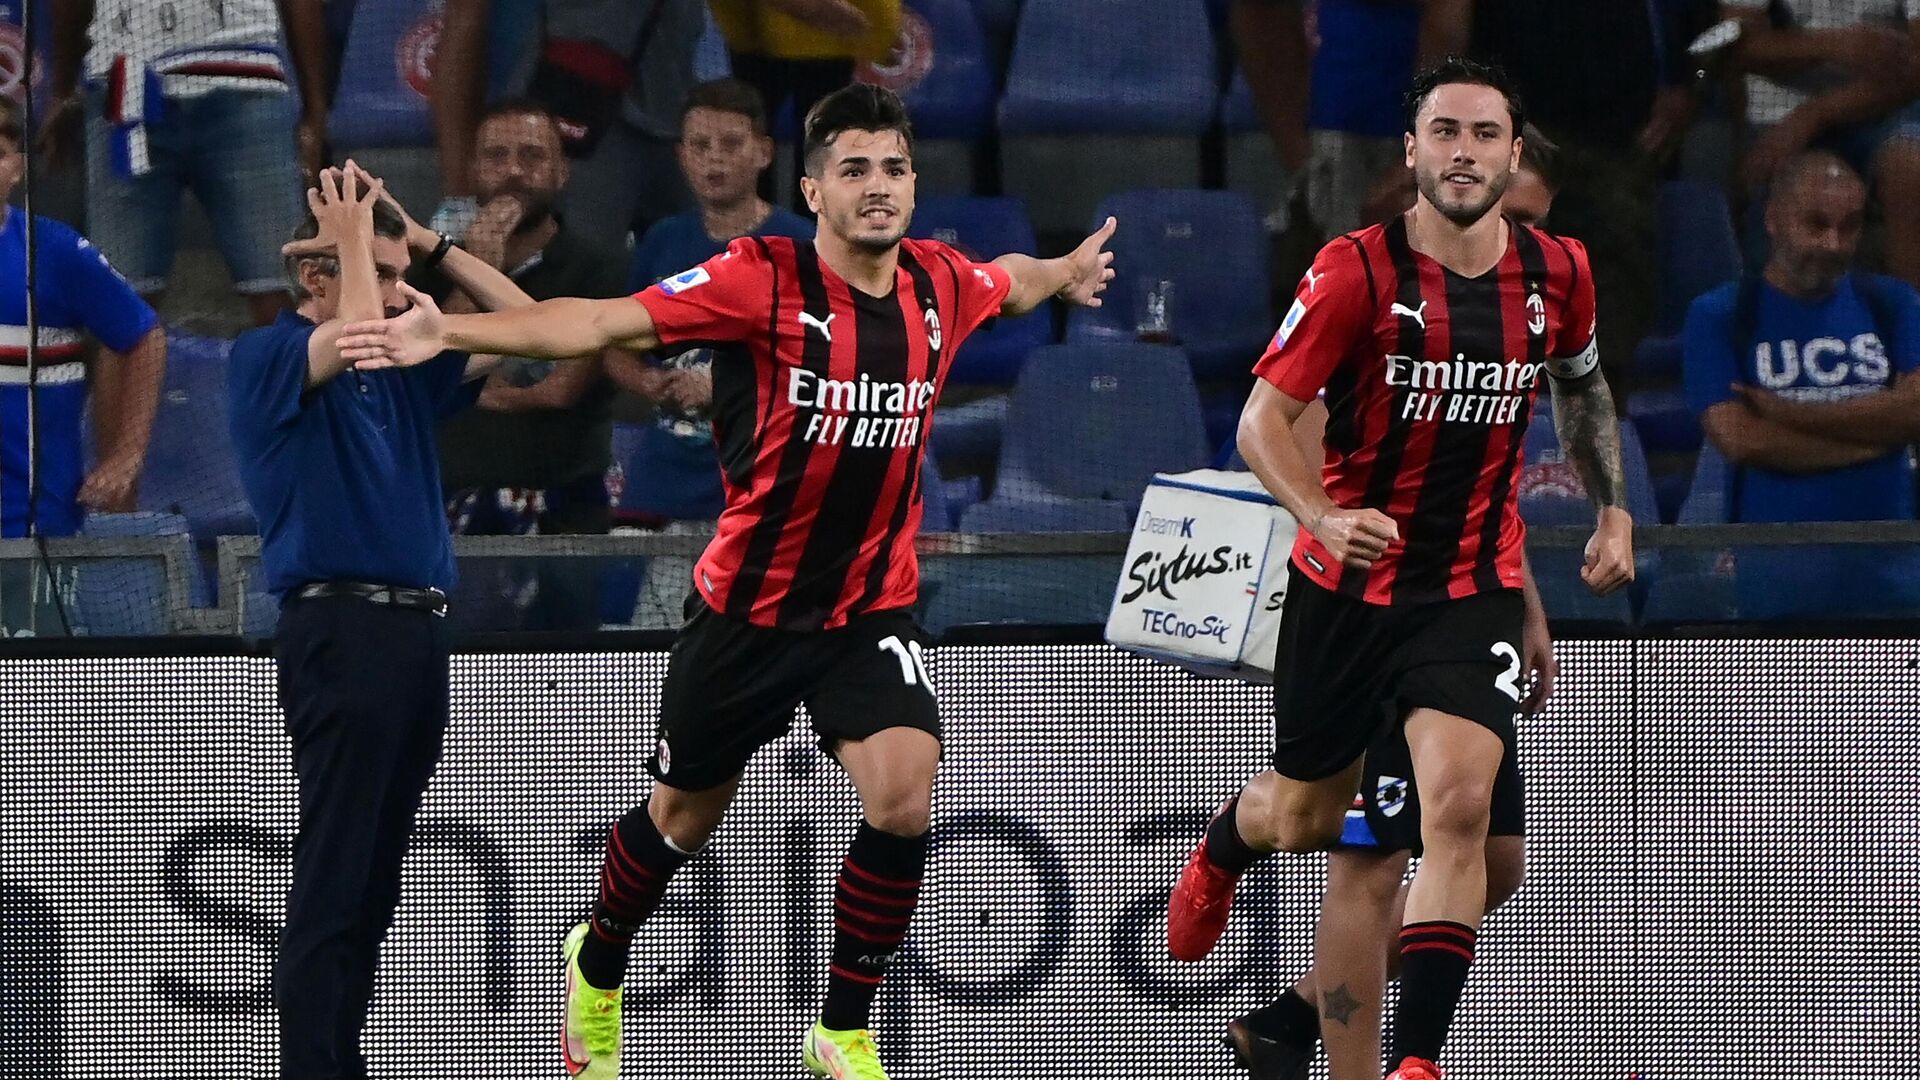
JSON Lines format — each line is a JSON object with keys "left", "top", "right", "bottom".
{"left": 293, "top": 581, "right": 449, "bottom": 616}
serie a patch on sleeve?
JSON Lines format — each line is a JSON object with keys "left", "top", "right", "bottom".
{"left": 1276, "top": 297, "right": 1307, "bottom": 348}
{"left": 658, "top": 266, "right": 711, "bottom": 295}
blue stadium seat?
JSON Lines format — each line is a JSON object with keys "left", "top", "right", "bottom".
{"left": 860, "top": 0, "right": 995, "bottom": 140}
{"left": 997, "top": 0, "right": 1216, "bottom": 233}
{"left": 1633, "top": 332, "right": 1686, "bottom": 381}
{"left": 999, "top": 0, "right": 1215, "bottom": 135}
{"left": 1626, "top": 384, "right": 1701, "bottom": 456}
{"left": 1643, "top": 444, "right": 1738, "bottom": 622}
{"left": 995, "top": 343, "right": 1209, "bottom": 504}
{"left": 1517, "top": 409, "right": 1657, "bottom": 622}
{"left": 134, "top": 333, "right": 257, "bottom": 543}
{"left": 918, "top": 554, "right": 1123, "bottom": 632}
{"left": 908, "top": 196, "right": 1053, "bottom": 384}
{"left": 957, "top": 493, "right": 1132, "bottom": 532}
{"left": 1652, "top": 181, "right": 1742, "bottom": 337}
{"left": 920, "top": 450, "right": 956, "bottom": 531}
{"left": 1222, "top": 69, "right": 1260, "bottom": 134}
{"left": 928, "top": 394, "right": 1011, "bottom": 468}
{"left": 1677, "top": 441, "right": 1730, "bottom": 524}
{"left": 75, "top": 511, "right": 199, "bottom": 636}
{"left": 1065, "top": 190, "right": 1273, "bottom": 379}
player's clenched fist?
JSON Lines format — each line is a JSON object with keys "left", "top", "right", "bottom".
{"left": 1581, "top": 506, "right": 1635, "bottom": 596}
{"left": 1310, "top": 506, "right": 1400, "bottom": 569}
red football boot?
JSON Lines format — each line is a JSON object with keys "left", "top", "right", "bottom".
{"left": 1166, "top": 830, "right": 1243, "bottom": 962}
{"left": 1385, "top": 1057, "right": 1442, "bottom": 1080}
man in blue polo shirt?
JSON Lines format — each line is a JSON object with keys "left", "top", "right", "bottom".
{"left": 228, "top": 162, "right": 538, "bottom": 1080}
{"left": 1684, "top": 150, "right": 1920, "bottom": 618}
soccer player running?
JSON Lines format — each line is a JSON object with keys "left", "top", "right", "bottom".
{"left": 336, "top": 84, "right": 1115, "bottom": 1080}
{"left": 1227, "top": 124, "right": 1565, "bottom": 1080}
{"left": 1165, "top": 58, "right": 1633, "bottom": 1080}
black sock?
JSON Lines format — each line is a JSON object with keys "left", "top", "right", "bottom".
{"left": 1203, "top": 797, "right": 1263, "bottom": 875}
{"left": 1242, "top": 986, "right": 1320, "bottom": 1048}
{"left": 821, "top": 821, "right": 929, "bottom": 1031}
{"left": 577, "top": 800, "right": 692, "bottom": 990}
{"left": 1390, "top": 920, "right": 1477, "bottom": 1064}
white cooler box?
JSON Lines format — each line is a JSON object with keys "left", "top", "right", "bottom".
{"left": 1104, "top": 470, "right": 1299, "bottom": 682}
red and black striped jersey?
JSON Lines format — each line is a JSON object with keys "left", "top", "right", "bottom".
{"left": 634, "top": 235, "right": 1012, "bottom": 630}
{"left": 1253, "top": 215, "right": 1598, "bottom": 606}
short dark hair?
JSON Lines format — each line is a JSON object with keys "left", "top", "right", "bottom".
{"left": 1517, "top": 122, "right": 1560, "bottom": 190}
{"left": 802, "top": 83, "right": 914, "bottom": 177}
{"left": 1404, "top": 56, "right": 1526, "bottom": 137}
{"left": 682, "top": 78, "right": 770, "bottom": 137}
{"left": 0, "top": 96, "right": 23, "bottom": 149}
{"left": 476, "top": 97, "right": 563, "bottom": 140}
{"left": 284, "top": 199, "right": 408, "bottom": 299}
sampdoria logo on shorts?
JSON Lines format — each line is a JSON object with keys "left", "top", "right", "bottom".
{"left": 1376, "top": 776, "right": 1409, "bottom": 817}
{"left": 659, "top": 267, "right": 711, "bottom": 296}
{"left": 656, "top": 739, "right": 672, "bottom": 775}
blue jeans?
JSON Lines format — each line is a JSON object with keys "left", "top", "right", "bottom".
{"left": 85, "top": 86, "right": 303, "bottom": 296}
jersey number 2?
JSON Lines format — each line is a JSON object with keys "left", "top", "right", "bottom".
{"left": 878, "top": 636, "right": 935, "bottom": 692}
{"left": 1491, "top": 642, "right": 1523, "bottom": 702}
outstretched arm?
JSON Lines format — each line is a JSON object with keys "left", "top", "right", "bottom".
{"left": 995, "top": 217, "right": 1117, "bottom": 316}
{"left": 339, "top": 292, "right": 661, "bottom": 369}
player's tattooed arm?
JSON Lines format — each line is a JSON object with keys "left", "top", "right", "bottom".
{"left": 1549, "top": 366, "right": 1636, "bottom": 596}
{"left": 1547, "top": 367, "right": 1627, "bottom": 510}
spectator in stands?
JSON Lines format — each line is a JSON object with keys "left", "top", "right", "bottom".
{"left": 711, "top": 0, "right": 899, "bottom": 206}
{"left": 608, "top": 79, "right": 814, "bottom": 624}
{"left": 43, "top": 0, "right": 325, "bottom": 327}
{"left": 1683, "top": 151, "right": 1920, "bottom": 617}
{"left": 1229, "top": 0, "right": 1466, "bottom": 237}
{"left": 612, "top": 79, "right": 814, "bottom": 527}
{"left": 1470, "top": 0, "right": 1706, "bottom": 372}
{"left": 433, "top": 0, "right": 704, "bottom": 247}
{"left": 415, "top": 100, "right": 629, "bottom": 630}
{"left": 1720, "top": 0, "right": 1920, "bottom": 286}
{"left": 0, "top": 95, "right": 165, "bottom": 540}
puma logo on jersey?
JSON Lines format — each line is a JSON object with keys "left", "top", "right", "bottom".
{"left": 1302, "top": 267, "right": 1324, "bottom": 293}
{"left": 1390, "top": 300, "right": 1428, "bottom": 329}
{"left": 799, "top": 311, "right": 836, "bottom": 341}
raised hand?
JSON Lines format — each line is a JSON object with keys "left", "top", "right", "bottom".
{"left": 1056, "top": 216, "right": 1117, "bottom": 308}
{"left": 339, "top": 283, "right": 447, "bottom": 369}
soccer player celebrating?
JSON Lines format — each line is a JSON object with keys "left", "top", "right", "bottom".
{"left": 337, "top": 84, "right": 1114, "bottom": 1080}
{"left": 1226, "top": 123, "right": 1565, "bottom": 1080}
{"left": 1165, "top": 57, "right": 1633, "bottom": 1080}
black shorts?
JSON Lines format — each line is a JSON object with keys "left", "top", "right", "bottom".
{"left": 1272, "top": 563, "right": 1524, "bottom": 782}
{"left": 647, "top": 598, "right": 942, "bottom": 791}
{"left": 1336, "top": 719, "right": 1525, "bottom": 856}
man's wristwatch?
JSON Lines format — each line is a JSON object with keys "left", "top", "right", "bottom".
{"left": 423, "top": 232, "right": 455, "bottom": 268}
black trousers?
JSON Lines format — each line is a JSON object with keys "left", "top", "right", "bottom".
{"left": 272, "top": 594, "right": 451, "bottom": 1080}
